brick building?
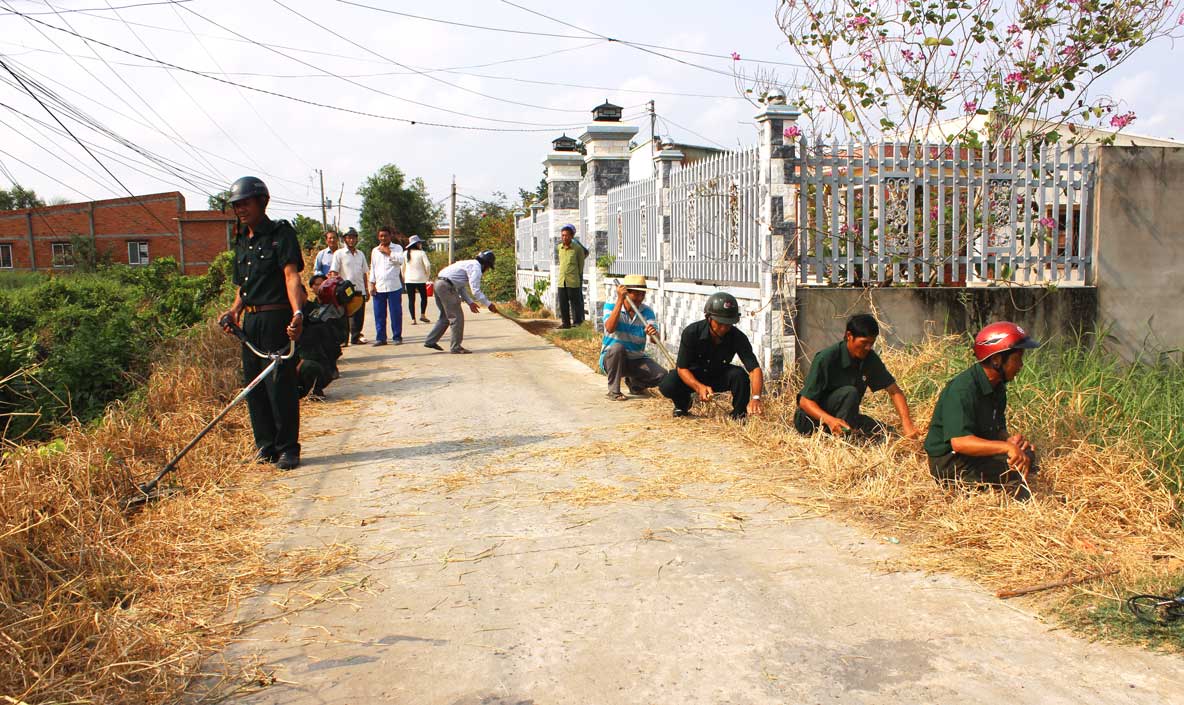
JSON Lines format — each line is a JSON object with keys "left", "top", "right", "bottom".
{"left": 0, "top": 191, "right": 234, "bottom": 275}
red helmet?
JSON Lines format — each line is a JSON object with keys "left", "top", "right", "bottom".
{"left": 973, "top": 321, "right": 1040, "bottom": 362}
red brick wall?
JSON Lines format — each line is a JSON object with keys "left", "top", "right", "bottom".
{"left": 0, "top": 192, "right": 233, "bottom": 274}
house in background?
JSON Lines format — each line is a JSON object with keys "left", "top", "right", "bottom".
{"left": 628, "top": 137, "right": 725, "bottom": 181}
{"left": 0, "top": 191, "right": 234, "bottom": 274}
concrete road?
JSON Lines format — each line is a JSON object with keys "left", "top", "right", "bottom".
{"left": 210, "top": 311, "right": 1183, "bottom": 704}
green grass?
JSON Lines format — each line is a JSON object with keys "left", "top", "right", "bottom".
{"left": 546, "top": 322, "right": 599, "bottom": 341}
{"left": 1058, "top": 573, "right": 1184, "bottom": 651}
{"left": 0, "top": 270, "right": 47, "bottom": 290}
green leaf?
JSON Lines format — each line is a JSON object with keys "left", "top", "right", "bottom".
{"left": 842, "top": 110, "right": 856, "bottom": 122}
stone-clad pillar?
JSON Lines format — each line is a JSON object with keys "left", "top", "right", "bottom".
{"left": 544, "top": 137, "right": 584, "bottom": 318}
{"left": 756, "top": 92, "right": 803, "bottom": 378}
{"left": 653, "top": 141, "right": 683, "bottom": 334}
{"left": 580, "top": 102, "right": 639, "bottom": 331}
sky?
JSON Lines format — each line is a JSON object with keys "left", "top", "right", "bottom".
{"left": 0, "top": 0, "right": 1180, "bottom": 231}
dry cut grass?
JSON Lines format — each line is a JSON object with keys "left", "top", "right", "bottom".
{"left": 0, "top": 324, "right": 353, "bottom": 704}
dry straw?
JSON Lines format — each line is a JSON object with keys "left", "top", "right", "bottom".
{"left": 0, "top": 324, "right": 352, "bottom": 704}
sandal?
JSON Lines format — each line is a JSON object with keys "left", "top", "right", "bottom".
{"left": 606, "top": 391, "right": 628, "bottom": 401}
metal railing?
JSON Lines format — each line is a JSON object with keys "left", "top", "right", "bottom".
{"left": 793, "top": 140, "right": 1096, "bottom": 286}
{"left": 606, "top": 177, "right": 659, "bottom": 277}
{"left": 670, "top": 148, "right": 762, "bottom": 284}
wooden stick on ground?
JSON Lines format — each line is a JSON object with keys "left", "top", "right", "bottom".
{"left": 996, "top": 569, "right": 1118, "bottom": 599}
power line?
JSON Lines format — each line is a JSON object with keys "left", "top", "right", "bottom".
{"left": 266, "top": 0, "right": 587, "bottom": 115}
{"left": 0, "top": 0, "right": 192, "bottom": 15}
{"left": 3, "top": 8, "right": 588, "bottom": 132}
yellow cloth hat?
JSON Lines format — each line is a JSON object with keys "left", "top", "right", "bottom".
{"left": 622, "top": 274, "right": 647, "bottom": 290}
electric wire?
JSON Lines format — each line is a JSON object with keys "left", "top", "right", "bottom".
{"left": 264, "top": 0, "right": 587, "bottom": 115}
{"left": 3, "top": 8, "right": 589, "bottom": 132}
{"left": 0, "top": 0, "right": 192, "bottom": 15}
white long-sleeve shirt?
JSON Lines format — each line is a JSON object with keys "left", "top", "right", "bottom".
{"left": 368, "top": 244, "right": 406, "bottom": 293}
{"left": 330, "top": 247, "right": 368, "bottom": 287}
{"left": 403, "top": 248, "right": 432, "bottom": 284}
{"left": 437, "top": 259, "right": 490, "bottom": 307}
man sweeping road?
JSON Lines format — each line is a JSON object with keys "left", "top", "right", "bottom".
{"left": 600, "top": 275, "right": 666, "bottom": 401}
{"left": 424, "top": 250, "right": 498, "bottom": 354}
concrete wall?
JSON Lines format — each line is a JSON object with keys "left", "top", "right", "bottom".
{"left": 795, "top": 287, "right": 1098, "bottom": 370}
{"left": 1095, "top": 147, "right": 1184, "bottom": 362}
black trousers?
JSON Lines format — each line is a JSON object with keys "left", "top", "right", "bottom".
{"left": 556, "top": 286, "right": 585, "bottom": 327}
{"left": 659, "top": 365, "right": 750, "bottom": 418}
{"left": 928, "top": 449, "right": 1039, "bottom": 488}
{"left": 406, "top": 283, "right": 428, "bottom": 317}
{"left": 242, "top": 309, "right": 300, "bottom": 456}
{"left": 349, "top": 300, "right": 366, "bottom": 343}
{"left": 793, "top": 385, "right": 886, "bottom": 437}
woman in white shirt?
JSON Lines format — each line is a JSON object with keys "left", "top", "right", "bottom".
{"left": 402, "top": 235, "right": 433, "bottom": 325}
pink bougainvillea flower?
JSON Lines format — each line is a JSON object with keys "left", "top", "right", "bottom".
{"left": 1107, "top": 47, "right": 1121, "bottom": 60}
{"left": 929, "top": 206, "right": 939, "bottom": 221}
{"left": 1039, "top": 216, "right": 1057, "bottom": 230}
{"left": 860, "top": 50, "right": 874, "bottom": 62}
{"left": 1005, "top": 71, "right": 1026, "bottom": 84}
{"left": 1109, "top": 111, "right": 1136, "bottom": 128}
{"left": 1007, "top": 23, "right": 1021, "bottom": 34}
{"left": 901, "top": 48, "right": 916, "bottom": 61}
{"left": 847, "top": 15, "right": 871, "bottom": 30}
{"left": 731, "top": 52, "right": 741, "bottom": 61}
{"left": 964, "top": 100, "right": 978, "bottom": 114}
{"left": 783, "top": 125, "right": 803, "bottom": 139}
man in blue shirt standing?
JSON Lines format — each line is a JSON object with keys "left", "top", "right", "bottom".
{"left": 313, "top": 229, "right": 338, "bottom": 277}
{"left": 600, "top": 274, "right": 666, "bottom": 401}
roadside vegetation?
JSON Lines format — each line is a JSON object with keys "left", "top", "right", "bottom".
{"left": 523, "top": 321, "right": 1184, "bottom": 650}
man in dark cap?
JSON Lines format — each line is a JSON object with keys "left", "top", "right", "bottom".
{"left": 217, "top": 176, "right": 306, "bottom": 470}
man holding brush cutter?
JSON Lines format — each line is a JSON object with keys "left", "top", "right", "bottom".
{"left": 218, "top": 176, "right": 306, "bottom": 471}
{"left": 600, "top": 275, "right": 667, "bottom": 401}
{"left": 925, "top": 321, "right": 1040, "bottom": 501}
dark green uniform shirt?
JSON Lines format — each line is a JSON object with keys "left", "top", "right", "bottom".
{"left": 798, "top": 340, "right": 896, "bottom": 404}
{"left": 924, "top": 364, "right": 1008, "bottom": 457}
{"left": 232, "top": 217, "right": 303, "bottom": 306}
{"left": 676, "top": 319, "right": 761, "bottom": 375}
{"left": 556, "top": 241, "right": 587, "bottom": 287}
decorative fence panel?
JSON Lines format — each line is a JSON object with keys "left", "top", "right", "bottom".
{"left": 515, "top": 214, "right": 537, "bottom": 269}
{"left": 606, "top": 177, "right": 659, "bottom": 277}
{"left": 793, "top": 140, "right": 1096, "bottom": 286}
{"left": 532, "top": 210, "right": 551, "bottom": 267}
{"left": 670, "top": 148, "right": 762, "bottom": 284}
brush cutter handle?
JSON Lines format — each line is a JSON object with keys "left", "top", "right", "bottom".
{"left": 218, "top": 314, "right": 296, "bottom": 360}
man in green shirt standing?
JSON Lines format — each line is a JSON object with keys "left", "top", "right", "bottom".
{"left": 555, "top": 223, "right": 588, "bottom": 329}
{"left": 794, "top": 314, "right": 919, "bottom": 439}
{"left": 925, "top": 321, "right": 1040, "bottom": 501}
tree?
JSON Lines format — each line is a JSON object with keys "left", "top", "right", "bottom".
{"left": 207, "top": 191, "right": 230, "bottom": 212}
{"left": 291, "top": 214, "right": 325, "bottom": 251}
{"left": 518, "top": 172, "right": 548, "bottom": 209}
{"left": 356, "top": 164, "right": 443, "bottom": 253}
{"left": 0, "top": 185, "right": 45, "bottom": 211}
{"left": 448, "top": 193, "right": 516, "bottom": 302}
{"left": 771, "top": 0, "right": 1182, "bottom": 143}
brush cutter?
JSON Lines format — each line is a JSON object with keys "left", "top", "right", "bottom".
{"left": 121, "top": 316, "right": 295, "bottom": 511}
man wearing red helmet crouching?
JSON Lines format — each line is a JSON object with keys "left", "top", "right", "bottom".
{"left": 924, "top": 322, "right": 1041, "bottom": 501}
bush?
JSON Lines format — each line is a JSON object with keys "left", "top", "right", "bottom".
{"left": 0, "top": 258, "right": 235, "bottom": 441}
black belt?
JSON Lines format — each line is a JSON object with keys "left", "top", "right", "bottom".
{"left": 244, "top": 304, "right": 290, "bottom": 314}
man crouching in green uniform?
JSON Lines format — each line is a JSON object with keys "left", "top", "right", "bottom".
{"left": 794, "top": 313, "right": 919, "bottom": 440}
{"left": 925, "top": 321, "right": 1040, "bottom": 501}
{"left": 218, "top": 176, "right": 306, "bottom": 470}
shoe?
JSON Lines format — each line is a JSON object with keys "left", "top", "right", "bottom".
{"left": 393, "top": 338, "right": 403, "bottom": 345}
{"left": 451, "top": 347, "right": 473, "bottom": 354}
{"left": 606, "top": 391, "right": 627, "bottom": 401}
{"left": 253, "top": 447, "right": 278, "bottom": 464}
{"left": 627, "top": 385, "right": 646, "bottom": 396}
{"left": 411, "top": 320, "right": 417, "bottom": 325}
{"left": 558, "top": 324, "right": 571, "bottom": 330}
{"left": 420, "top": 316, "right": 430, "bottom": 323}
{"left": 373, "top": 340, "right": 387, "bottom": 346}
{"left": 357, "top": 336, "right": 368, "bottom": 344}
{"left": 349, "top": 339, "right": 360, "bottom": 346}
{"left": 425, "top": 343, "right": 444, "bottom": 351}
{"left": 307, "top": 392, "right": 327, "bottom": 402}
{"left": 277, "top": 450, "right": 300, "bottom": 470}
{"left": 672, "top": 409, "right": 694, "bottom": 418}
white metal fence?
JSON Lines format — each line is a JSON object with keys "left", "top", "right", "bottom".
{"left": 606, "top": 177, "right": 659, "bottom": 277}
{"left": 670, "top": 148, "right": 762, "bottom": 284}
{"left": 515, "top": 211, "right": 551, "bottom": 269}
{"left": 794, "top": 140, "right": 1096, "bottom": 286}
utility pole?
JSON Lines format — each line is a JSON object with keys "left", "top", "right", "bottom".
{"left": 648, "top": 100, "right": 657, "bottom": 159}
{"left": 318, "top": 169, "right": 327, "bottom": 230}
{"left": 448, "top": 175, "right": 457, "bottom": 263}
{"left": 336, "top": 183, "right": 344, "bottom": 230}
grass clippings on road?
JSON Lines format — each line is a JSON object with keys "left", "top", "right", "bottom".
{"left": 515, "top": 322, "right": 1184, "bottom": 651}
